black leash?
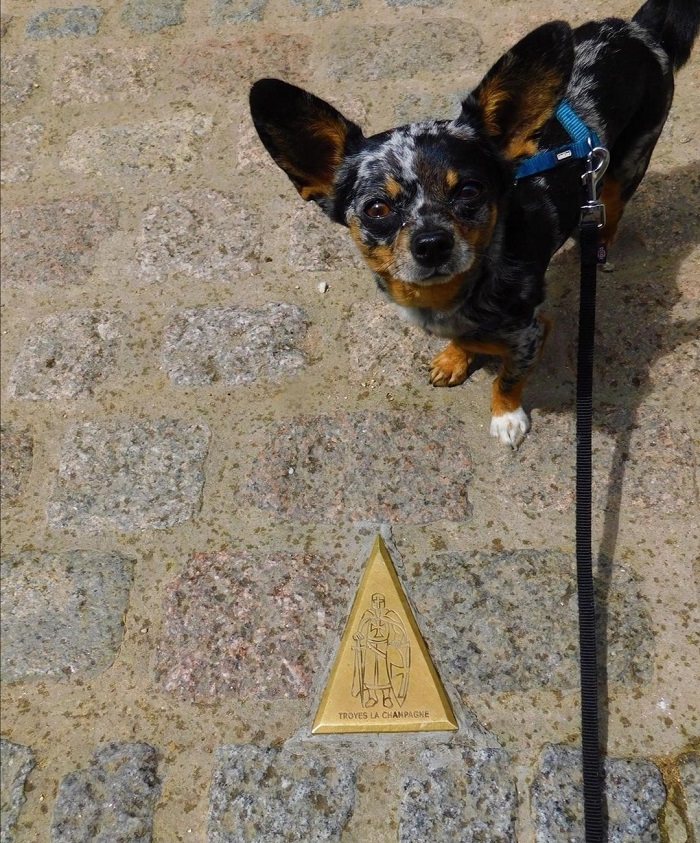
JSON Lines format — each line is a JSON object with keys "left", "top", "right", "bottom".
{"left": 576, "top": 147, "right": 610, "bottom": 843}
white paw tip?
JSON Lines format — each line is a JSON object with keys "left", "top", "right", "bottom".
{"left": 490, "top": 407, "right": 530, "bottom": 447}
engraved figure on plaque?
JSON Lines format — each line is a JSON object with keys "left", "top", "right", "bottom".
{"left": 351, "top": 592, "right": 410, "bottom": 709}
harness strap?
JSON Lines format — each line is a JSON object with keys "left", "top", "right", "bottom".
{"left": 514, "top": 100, "right": 601, "bottom": 180}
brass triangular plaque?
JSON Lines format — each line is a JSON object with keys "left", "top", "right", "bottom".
{"left": 312, "top": 536, "right": 458, "bottom": 734}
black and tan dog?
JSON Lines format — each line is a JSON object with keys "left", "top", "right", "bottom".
{"left": 250, "top": 0, "right": 698, "bottom": 446}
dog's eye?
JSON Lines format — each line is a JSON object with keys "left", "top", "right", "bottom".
{"left": 455, "top": 181, "right": 484, "bottom": 202}
{"left": 364, "top": 200, "right": 393, "bottom": 219}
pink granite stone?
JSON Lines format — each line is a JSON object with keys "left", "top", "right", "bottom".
{"left": 155, "top": 550, "right": 352, "bottom": 701}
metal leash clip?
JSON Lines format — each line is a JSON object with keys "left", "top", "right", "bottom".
{"left": 580, "top": 146, "right": 610, "bottom": 228}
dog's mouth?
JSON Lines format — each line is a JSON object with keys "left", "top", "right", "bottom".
{"left": 381, "top": 269, "right": 470, "bottom": 310}
{"left": 393, "top": 258, "right": 474, "bottom": 285}
{"left": 391, "top": 237, "right": 476, "bottom": 285}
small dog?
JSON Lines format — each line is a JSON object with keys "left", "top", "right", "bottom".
{"left": 250, "top": 0, "right": 698, "bottom": 446}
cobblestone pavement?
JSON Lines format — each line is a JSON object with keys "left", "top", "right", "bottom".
{"left": 1, "top": 0, "right": 699, "bottom": 839}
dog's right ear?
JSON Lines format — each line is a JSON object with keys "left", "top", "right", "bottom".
{"left": 459, "top": 21, "right": 574, "bottom": 161}
{"left": 249, "top": 79, "right": 364, "bottom": 219}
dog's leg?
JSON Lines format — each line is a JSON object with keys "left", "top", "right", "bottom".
{"left": 430, "top": 340, "right": 473, "bottom": 386}
{"left": 490, "top": 315, "right": 551, "bottom": 447}
{"left": 598, "top": 177, "right": 627, "bottom": 250}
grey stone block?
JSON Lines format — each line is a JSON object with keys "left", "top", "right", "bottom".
{"left": 324, "top": 20, "right": 482, "bottom": 83}
{"left": 410, "top": 549, "right": 654, "bottom": 695}
{"left": 120, "top": 0, "right": 185, "bottom": 32}
{"left": 208, "top": 745, "right": 356, "bottom": 841}
{"left": 288, "top": 0, "right": 359, "bottom": 19}
{"left": 0, "top": 551, "right": 134, "bottom": 682}
{"left": 385, "top": 0, "right": 449, "bottom": 7}
{"left": 51, "top": 743, "right": 160, "bottom": 843}
{"left": 25, "top": 6, "right": 103, "bottom": 39}
{"left": 491, "top": 407, "right": 697, "bottom": 516}
{"left": 1, "top": 740, "right": 35, "bottom": 843}
{"left": 393, "top": 90, "right": 466, "bottom": 125}
{"left": 288, "top": 203, "right": 364, "bottom": 271}
{"left": 244, "top": 410, "right": 473, "bottom": 523}
{"left": 678, "top": 753, "right": 699, "bottom": 838}
{"left": 52, "top": 48, "right": 158, "bottom": 105}
{"left": 0, "top": 426, "right": 33, "bottom": 504}
{"left": 60, "top": 112, "right": 213, "bottom": 179}
{"left": 0, "top": 53, "right": 39, "bottom": 109}
{"left": 155, "top": 549, "right": 351, "bottom": 701}
{"left": 162, "top": 303, "right": 309, "bottom": 386}
{"left": 0, "top": 198, "right": 118, "bottom": 290}
{"left": 341, "top": 301, "right": 444, "bottom": 387}
{"left": 47, "top": 419, "right": 211, "bottom": 531}
{"left": 531, "top": 744, "right": 665, "bottom": 842}
{"left": 0, "top": 118, "right": 44, "bottom": 183}
{"left": 134, "top": 189, "right": 260, "bottom": 282}
{"left": 211, "top": 0, "right": 268, "bottom": 24}
{"left": 8, "top": 310, "right": 124, "bottom": 399}
{"left": 400, "top": 747, "right": 516, "bottom": 842}
{"left": 175, "top": 34, "right": 312, "bottom": 97}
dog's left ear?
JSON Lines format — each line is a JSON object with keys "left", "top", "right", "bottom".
{"left": 460, "top": 21, "right": 574, "bottom": 160}
{"left": 250, "top": 78, "right": 364, "bottom": 220}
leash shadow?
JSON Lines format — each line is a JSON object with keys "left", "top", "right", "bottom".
{"left": 531, "top": 159, "right": 699, "bottom": 767}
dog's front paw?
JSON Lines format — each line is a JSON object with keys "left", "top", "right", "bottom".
{"left": 429, "top": 343, "right": 470, "bottom": 387}
{"left": 490, "top": 407, "right": 530, "bottom": 448}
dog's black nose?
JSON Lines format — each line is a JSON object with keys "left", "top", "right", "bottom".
{"left": 411, "top": 229, "right": 455, "bottom": 267}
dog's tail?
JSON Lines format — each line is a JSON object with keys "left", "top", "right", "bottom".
{"left": 633, "top": 0, "right": 700, "bottom": 70}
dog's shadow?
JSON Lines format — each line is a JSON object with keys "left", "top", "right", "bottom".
{"left": 530, "top": 159, "right": 699, "bottom": 760}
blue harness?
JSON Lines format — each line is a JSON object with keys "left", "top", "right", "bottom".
{"left": 514, "top": 100, "right": 601, "bottom": 181}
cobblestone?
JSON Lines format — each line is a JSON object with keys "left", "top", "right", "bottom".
{"left": 174, "top": 34, "right": 312, "bottom": 95}
{"left": 385, "top": 0, "right": 448, "bottom": 7}
{"left": 400, "top": 747, "right": 516, "bottom": 842}
{"left": 51, "top": 743, "right": 160, "bottom": 843}
{"left": 410, "top": 549, "right": 654, "bottom": 695}
{"left": 678, "top": 753, "right": 700, "bottom": 838}
{"left": 245, "top": 410, "right": 473, "bottom": 523}
{"left": 134, "top": 189, "right": 261, "bottom": 283}
{"left": 60, "top": 111, "right": 213, "bottom": 179}
{"left": 0, "top": 551, "right": 134, "bottom": 682}
{"left": 0, "top": 118, "right": 44, "bottom": 184}
{"left": 491, "top": 406, "right": 697, "bottom": 515}
{"left": 342, "top": 301, "right": 444, "bottom": 387}
{"left": 288, "top": 0, "right": 360, "bottom": 19}
{"left": 0, "top": 53, "right": 39, "bottom": 108}
{"left": 393, "top": 90, "right": 465, "bottom": 124}
{"left": 531, "top": 744, "right": 666, "bottom": 842}
{"left": 208, "top": 744, "right": 356, "bottom": 842}
{"left": 52, "top": 48, "right": 159, "bottom": 105}
{"left": 8, "top": 310, "right": 125, "bottom": 400}
{"left": 162, "top": 303, "right": 309, "bottom": 386}
{"left": 155, "top": 549, "right": 352, "bottom": 700}
{"left": 119, "top": 0, "right": 185, "bottom": 33}
{"left": 323, "top": 20, "right": 482, "bottom": 82}
{"left": 0, "top": 198, "right": 118, "bottom": 290}
{"left": 211, "top": 0, "right": 268, "bottom": 24}
{"left": 25, "top": 7, "right": 103, "bottom": 40}
{"left": 47, "top": 419, "right": 211, "bottom": 531}
{"left": 288, "top": 204, "right": 364, "bottom": 271}
{"left": 0, "top": 426, "right": 33, "bottom": 504}
{"left": 0, "top": 740, "right": 35, "bottom": 843}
